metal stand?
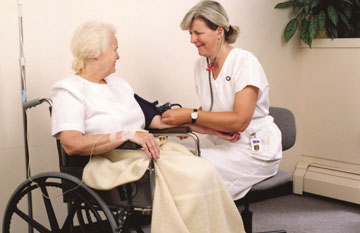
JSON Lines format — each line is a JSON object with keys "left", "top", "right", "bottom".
{"left": 17, "top": 1, "right": 53, "bottom": 232}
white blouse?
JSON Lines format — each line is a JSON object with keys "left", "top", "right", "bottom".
{"left": 194, "top": 48, "right": 281, "bottom": 161}
{"left": 50, "top": 75, "right": 145, "bottom": 137}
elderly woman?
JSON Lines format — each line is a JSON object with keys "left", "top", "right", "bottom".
{"left": 50, "top": 21, "right": 244, "bottom": 233}
{"left": 161, "top": 0, "right": 282, "bottom": 200}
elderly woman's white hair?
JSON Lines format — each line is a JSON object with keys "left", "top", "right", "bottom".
{"left": 71, "top": 21, "right": 116, "bottom": 72}
{"left": 180, "top": 0, "right": 239, "bottom": 44}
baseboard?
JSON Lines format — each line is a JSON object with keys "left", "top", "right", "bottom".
{"left": 293, "top": 161, "right": 360, "bottom": 204}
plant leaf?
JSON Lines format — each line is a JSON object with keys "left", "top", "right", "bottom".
{"left": 301, "top": 19, "right": 311, "bottom": 47}
{"left": 308, "top": 39, "right": 312, "bottom": 48}
{"left": 355, "top": 0, "right": 360, "bottom": 7}
{"left": 293, "top": 2, "right": 304, "bottom": 14}
{"left": 327, "top": 5, "right": 338, "bottom": 26}
{"left": 339, "top": 12, "right": 352, "bottom": 30}
{"left": 284, "top": 18, "right": 298, "bottom": 42}
{"left": 301, "top": 9, "right": 307, "bottom": 21}
{"left": 304, "top": 3, "right": 310, "bottom": 14}
{"left": 318, "top": 11, "right": 326, "bottom": 30}
{"left": 340, "top": 2, "right": 353, "bottom": 19}
{"left": 326, "top": 23, "right": 338, "bottom": 39}
{"left": 310, "top": 0, "right": 320, "bottom": 9}
{"left": 342, "top": 0, "right": 353, "bottom": 6}
{"left": 301, "top": 4, "right": 310, "bottom": 21}
{"left": 309, "top": 15, "right": 319, "bottom": 40}
{"left": 274, "top": 0, "right": 294, "bottom": 8}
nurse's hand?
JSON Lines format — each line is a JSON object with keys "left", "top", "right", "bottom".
{"left": 217, "top": 132, "right": 241, "bottom": 143}
{"left": 184, "top": 123, "right": 241, "bottom": 142}
{"left": 161, "top": 108, "right": 192, "bottom": 125}
{"left": 131, "top": 132, "right": 160, "bottom": 160}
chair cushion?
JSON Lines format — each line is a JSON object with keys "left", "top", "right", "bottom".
{"left": 250, "top": 170, "right": 292, "bottom": 192}
{"left": 235, "top": 170, "right": 293, "bottom": 205}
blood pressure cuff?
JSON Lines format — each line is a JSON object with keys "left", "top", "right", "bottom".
{"left": 134, "top": 94, "right": 159, "bottom": 129}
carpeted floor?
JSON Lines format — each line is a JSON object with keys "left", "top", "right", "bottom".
{"left": 238, "top": 193, "right": 360, "bottom": 233}
{"left": 133, "top": 193, "right": 360, "bottom": 233}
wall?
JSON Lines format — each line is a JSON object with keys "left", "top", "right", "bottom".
{"left": 300, "top": 41, "right": 360, "bottom": 169}
{"left": 0, "top": 0, "right": 304, "bottom": 228}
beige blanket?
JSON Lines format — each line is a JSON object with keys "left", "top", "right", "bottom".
{"left": 83, "top": 141, "right": 244, "bottom": 233}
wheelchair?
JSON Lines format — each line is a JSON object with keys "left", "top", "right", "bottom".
{"left": 2, "top": 99, "right": 200, "bottom": 233}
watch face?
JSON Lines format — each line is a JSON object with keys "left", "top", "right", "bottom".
{"left": 191, "top": 112, "right": 198, "bottom": 119}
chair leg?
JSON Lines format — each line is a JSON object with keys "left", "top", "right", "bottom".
{"left": 241, "top": 203, "right": 287, "bottom": 233}
{"left": 241, "top": 202, "right": 253, "bottom": 233}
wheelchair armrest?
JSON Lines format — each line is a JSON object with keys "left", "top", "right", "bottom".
{"left": 116, "top": 127, "right": 200, "bottom": 156}
{"left": 116, "top": 141, "right": 142, "bottom": 150}
{"left": 150, "top": 126, "right": 200, "bottom": 156}
{"left": 115, "top": 127, "right": 191, "bottom": 150}
{"left": 148, "top": 126, "right": 191, "bottom": 134}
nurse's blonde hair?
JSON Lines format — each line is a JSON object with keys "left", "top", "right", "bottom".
{"left": 180, "top": 0, "right": 239, "bottom": 44}
{"left": 71, "top": 21, "right": 116, "bottom": 72}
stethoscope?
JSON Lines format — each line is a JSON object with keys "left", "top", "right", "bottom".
{"left": 206, "top": 36, "right": 223, "bottom": 112}
{"left": 206, "top": 57, "right": 216, "bottom": 112}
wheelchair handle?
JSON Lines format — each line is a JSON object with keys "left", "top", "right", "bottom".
{"left": 23, "top": 98, "right": 52, "bottom": 110}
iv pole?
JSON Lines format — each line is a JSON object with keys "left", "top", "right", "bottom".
{"left": 17, "top": 1, "right": 34, "bottom": 232}
{"left": 17, "top": 1, "right": 52, "bottom": 232}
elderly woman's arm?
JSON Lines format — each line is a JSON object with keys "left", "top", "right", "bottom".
{"left": 148, "top": 115, "right": 173, "bottom": 129}
{"left": 59, "top": 130, "right": 160, "bottom": 159}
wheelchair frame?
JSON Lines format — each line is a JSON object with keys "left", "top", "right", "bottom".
{"left": 2, "top": 99, "right": 200, "bottom": 233}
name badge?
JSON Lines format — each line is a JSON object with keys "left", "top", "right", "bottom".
{"left": 250, "top": 133, "right": 262, "bottom": 153}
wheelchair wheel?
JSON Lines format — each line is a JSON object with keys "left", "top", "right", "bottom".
{"left": 2, "top": 172, "right": 118, "bottom": 233}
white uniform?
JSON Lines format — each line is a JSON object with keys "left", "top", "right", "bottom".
{"left": 51, "top": 75, "right": 145, "bottom": 136}
{"left": 194, "top": 48, "right": 282, "bottom": 200}
{"left": 50, "top": 75, "right": 245, "bottom": 233}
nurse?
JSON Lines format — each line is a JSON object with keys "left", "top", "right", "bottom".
{"left": 161, "top": 0, "right": 282, "bottom": 200}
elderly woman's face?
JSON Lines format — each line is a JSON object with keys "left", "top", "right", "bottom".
{"left": 189, "top": 18, "right": 221, "bottom": 58}
{"left": 97, "top": 33, "right": 120, "bottom": 76}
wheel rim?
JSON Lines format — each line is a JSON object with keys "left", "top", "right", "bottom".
{"left": 3, "top": 173, "right": 116, "bottom": 233}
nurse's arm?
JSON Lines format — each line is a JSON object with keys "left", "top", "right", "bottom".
{"left": 161, "top": 85, "right": 258, "bottom": 133}
{"left": 196, "top": 85, "right": 258, "bottom": 132}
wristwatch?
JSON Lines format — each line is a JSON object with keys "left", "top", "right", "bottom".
{"left": 191, "top": 109, "right": 198, "bottom": 123}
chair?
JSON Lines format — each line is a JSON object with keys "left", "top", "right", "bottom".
{"left": 3, "top": 126, "right": 199, "bottom": 233}
{"left": 235, "top": 106, "right": 296, "bottom": 233}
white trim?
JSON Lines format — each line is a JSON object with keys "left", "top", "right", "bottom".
{"left": 301, "top": 38, "right": 360, "bottom": 48}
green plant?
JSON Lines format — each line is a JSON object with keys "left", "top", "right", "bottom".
{"left": 275, "top": 0, "right": 360, "bottom": 47}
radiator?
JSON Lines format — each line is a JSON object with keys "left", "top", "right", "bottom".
{"left": 293, "top": 160, "right": 360, "bottom": 204}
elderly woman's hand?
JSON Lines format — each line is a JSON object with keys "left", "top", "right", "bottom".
{"left": 130, "top": 131, "right": 161, "bottom": 160}
{"left": 161, "top": 108, "right": 192, "bottom": 125}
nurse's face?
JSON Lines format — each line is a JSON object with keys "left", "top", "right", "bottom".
{"left": 189, "top": 18, "right": 221, "bottom": 58}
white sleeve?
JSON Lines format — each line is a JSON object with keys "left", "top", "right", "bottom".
{"left": 50, "top": 87, "right": 85, "bottom": 137}
{"left": 233, "top": 52, "right": 268, "bottom": 93}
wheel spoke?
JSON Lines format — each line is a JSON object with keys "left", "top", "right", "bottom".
{"left": 76, "top": 208, "right": 87, "bottom": 233}
{"left": 40, "top": 185, "right": 60, "bottom": 232}
{"left": 14, "top": 207, "right": 51, "bottom": 233}
{"left": 60, "top": 200, "right": 81, "bottom": 233}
